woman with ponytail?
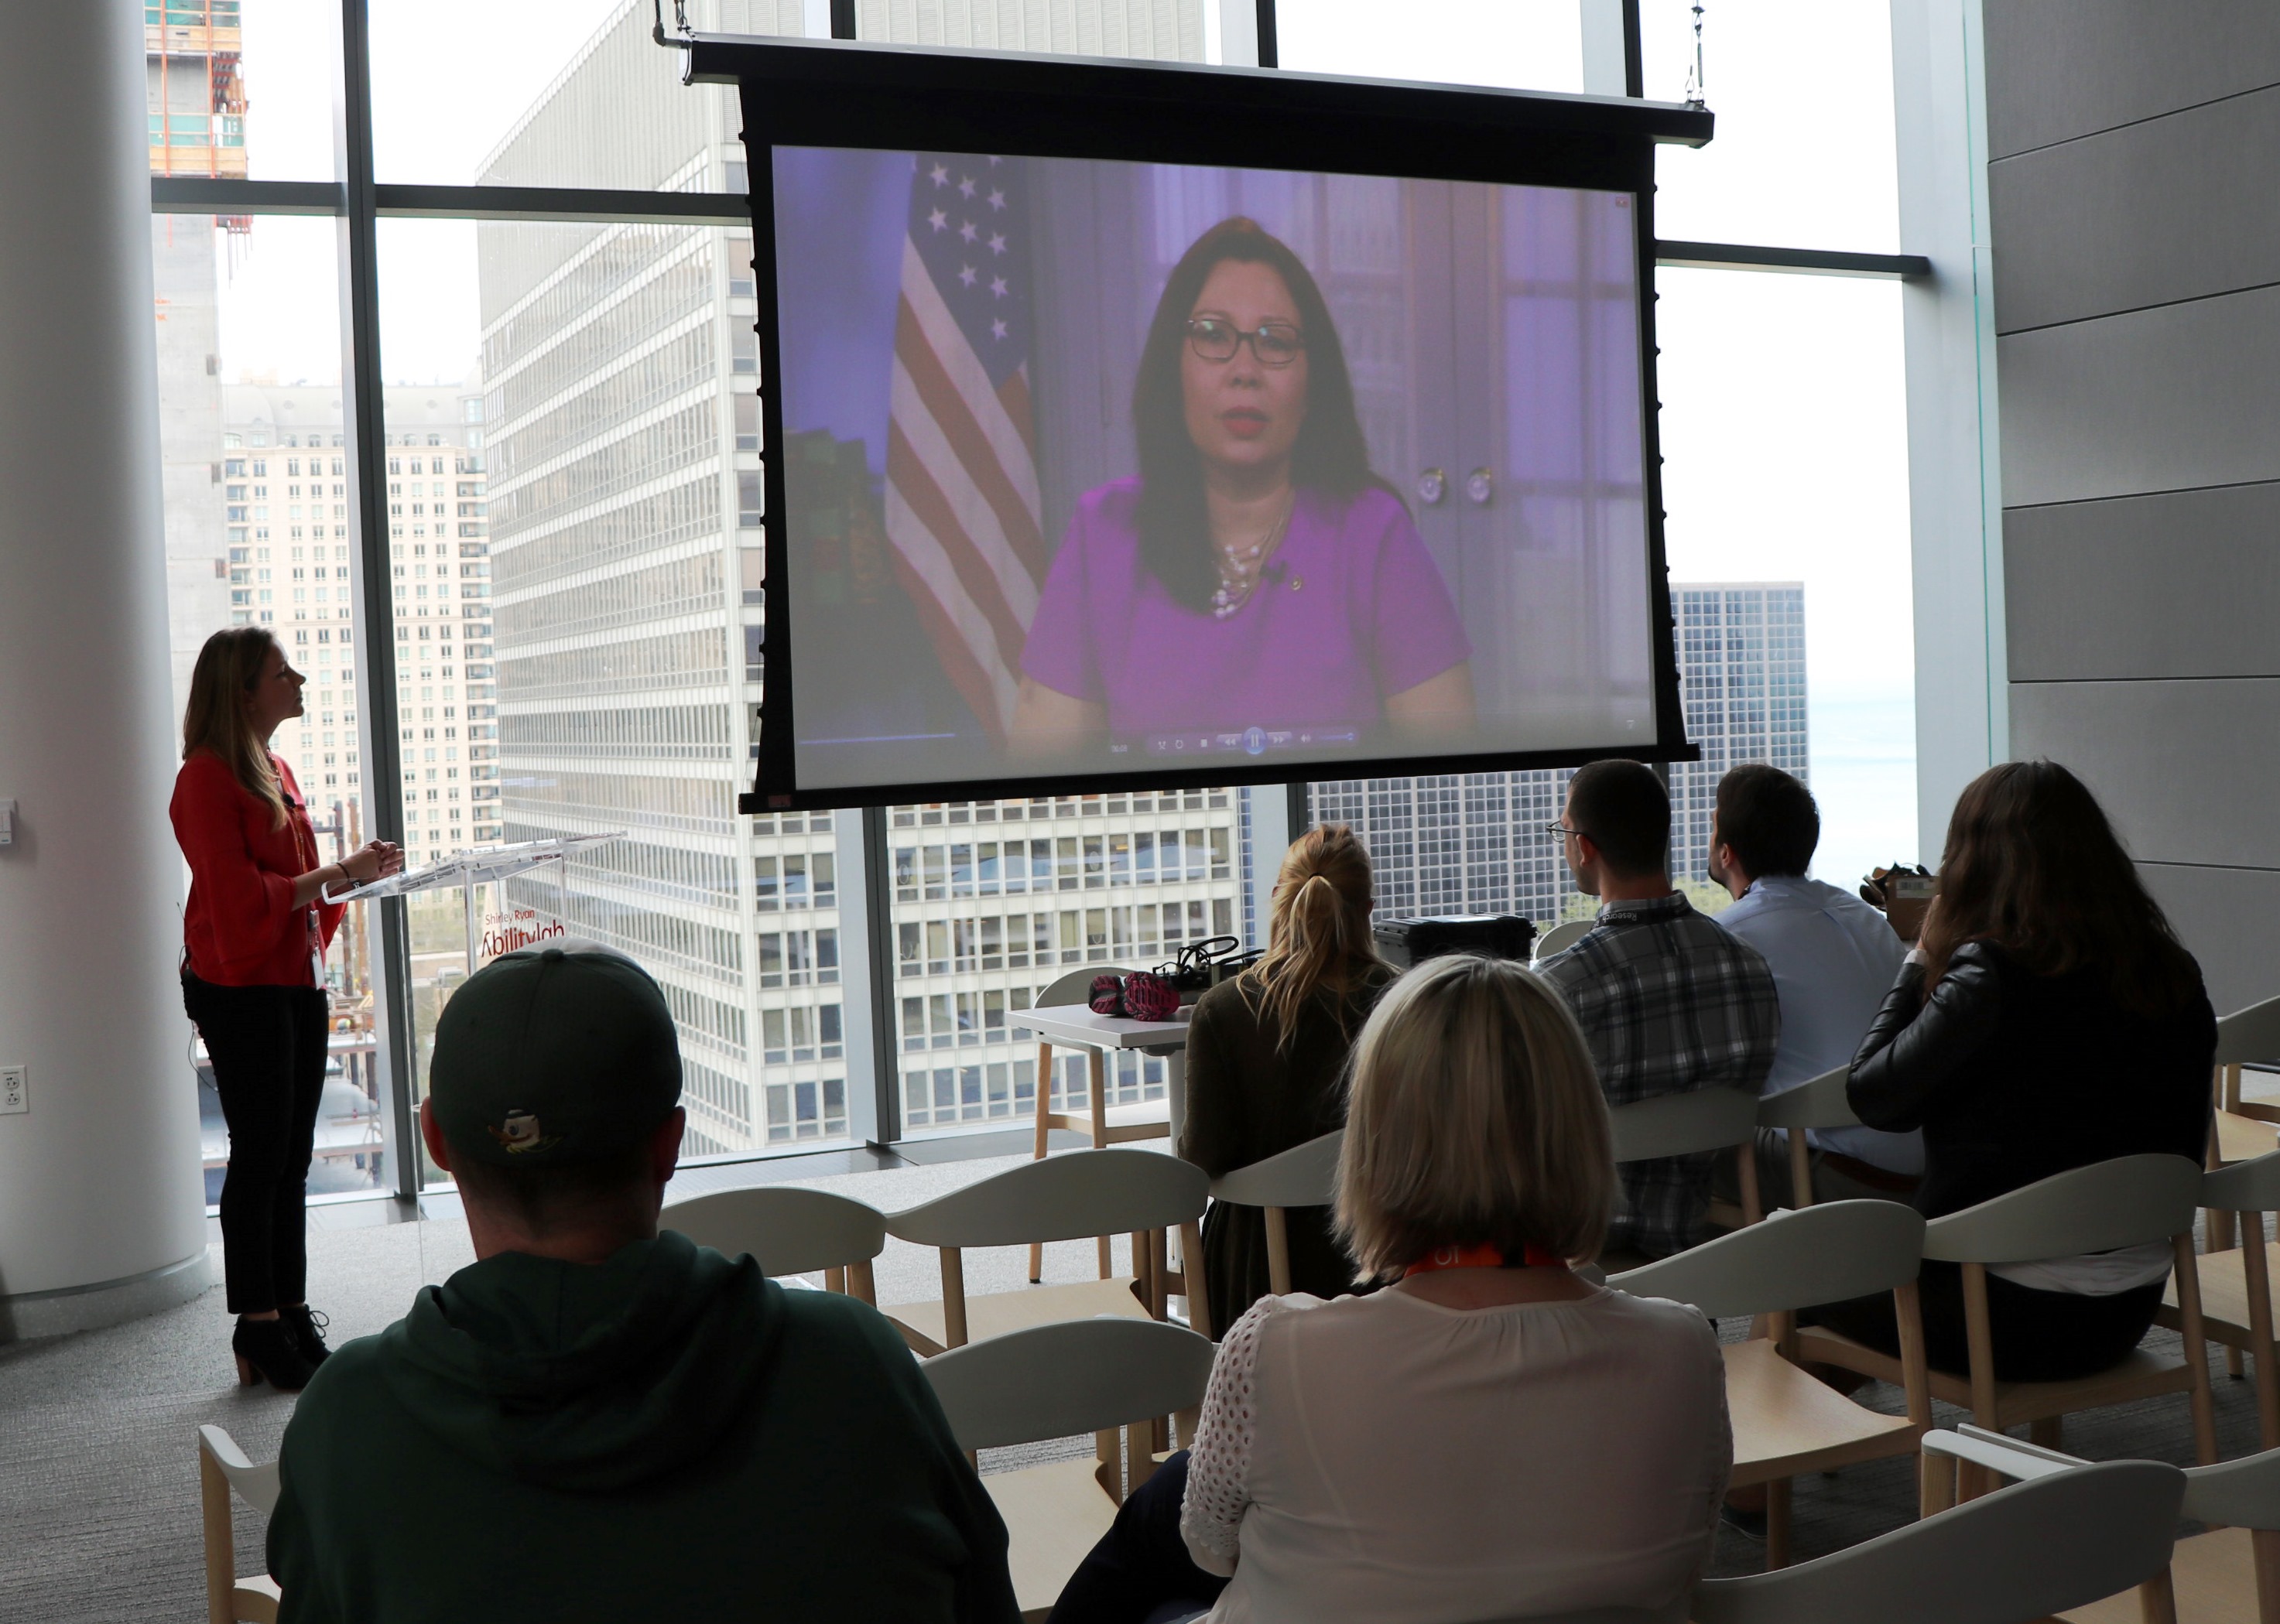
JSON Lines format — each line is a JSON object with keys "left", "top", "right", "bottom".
{"left": 1179, "top": 823, "right": 1393, "bottom": 1331}
{"left": 172, "top": 627, "right": 399, "bottom": 1391}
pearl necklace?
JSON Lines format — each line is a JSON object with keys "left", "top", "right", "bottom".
{"left": 1210, "top": 491, "right": 1296, "bottom": 620}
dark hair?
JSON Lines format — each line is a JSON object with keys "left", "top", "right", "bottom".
{"left": 1714, "top": 764, "right": 1820, "bottom": 879}
{"left": 447, "top": 1141, "right": 656, "bottom": 1234}
{"left": 1919, "top": 759, "right": 2202, "bottom": 1015}
{"left": 1566, "top": 759, "right": 1669, "bottom": 879}
{"left": 1131, "top": 217, "right": 1378, "bottom": 612}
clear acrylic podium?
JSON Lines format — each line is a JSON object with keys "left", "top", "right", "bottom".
{"left": 321, "top": 833, "right": 625, "bottom": 979}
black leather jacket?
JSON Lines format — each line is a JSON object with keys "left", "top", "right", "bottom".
{"left": 1846, "top": 941, "right": 2213, "bottom": 1221}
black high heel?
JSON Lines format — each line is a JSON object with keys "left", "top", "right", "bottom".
{"left": 233, "top": 1316, "right": 317, "bottom": 1392}
{"left": 280, "top": 1303, "right": 332, "bottom": 1368}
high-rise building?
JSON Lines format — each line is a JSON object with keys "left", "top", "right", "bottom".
{"left": 1316, "top": 582, "right": 1809, "bottom": 929}
{"left": 1668, "top": 582, "right": 1808, "bottom": 885}
{"left": 149, "top": 0, "right": 249, "bottom": 713}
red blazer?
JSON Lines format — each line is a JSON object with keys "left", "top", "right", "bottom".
{"left": 171, "top": 750, "right": 343, "bottom": 987}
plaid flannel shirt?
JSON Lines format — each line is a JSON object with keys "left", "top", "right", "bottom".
{"left": 1537, "top": 891, "right": 1781, "bottom": 1257}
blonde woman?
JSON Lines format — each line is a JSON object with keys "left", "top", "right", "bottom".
{"left": 1178, "top": 823, "right": 1393, "bottom": 1332}
{"left": 1052, "top": 956, "right": 1731, "bottom": 1624}
{"left": 172, "top": 627, "right": 400, "bottom": 1391}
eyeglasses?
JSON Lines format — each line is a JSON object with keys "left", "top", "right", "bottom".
{"left": 1542, "top": 819, "right": 1587, "bottom": 842}
{"left": 1186, "top": 317, "right": 1306, "bottom": 368}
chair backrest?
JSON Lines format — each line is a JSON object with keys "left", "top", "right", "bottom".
{"left": 2185, "top": 1442, "right": 2280, "bottom": 1530}
{"left": 1920, "top": 1154, "right": 2203, "bottom": 1264}
{"left": 886, "top": 1147, "right": 1209, "bottom": 1248}
{"left": 1607, "top": 1089, "right": 1761, "bottom": 1164}
{"left": 1608, "top": 1199, "right": 1925, "bottom": 1319}
{"left": 923, "top": 1318, "right": 1217, "bottom": 1451}
{"left": 1534, "top": 918, "right": 1595, "bottom": 961}
{"left": 1209, "top": 1130, "right": 1342, "bottom": 1209}
{"left": 1690, "top": 1459, "right": 2186, "bottom": 1624}
{"left": 2218, "top": 994, "right": 2280, "bottom": 1068}
{"left": 1034, "top": 966, "right": 1139, "bottom": 1009}
{"left": 198, "top": 1424, "right": 280, "bottom": 1516}
{"left": 1755, "top": 1065, "right": 1857, "bottom": 1132}
{"left": 659, "top": 1185, "right": 886, "bottom": 1277}
{"left": 2202, "top": 1148, "right": 2280, "bottom": 1215}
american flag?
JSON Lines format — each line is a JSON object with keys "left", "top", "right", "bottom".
{"left": 885, "top": 152, "right": 1046, "bottom": 740}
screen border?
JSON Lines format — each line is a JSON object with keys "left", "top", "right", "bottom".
{"left": 690, "top": 36, "right": 1710, "bottom": 812}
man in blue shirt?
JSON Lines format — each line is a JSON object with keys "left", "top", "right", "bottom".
{"left": 1706, "top": 764, "right": 1921, "bottom": 1208}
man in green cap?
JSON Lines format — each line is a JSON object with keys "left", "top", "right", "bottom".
{"left": 266, "top": 943, "right": 1018, "bottom": 1623}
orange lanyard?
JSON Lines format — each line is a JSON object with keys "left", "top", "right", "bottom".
{"left": 1402, "top": 1242, "right": 1566, "bottom": 1278}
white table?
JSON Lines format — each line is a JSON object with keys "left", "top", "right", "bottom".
{"left": 1013, "top": 1001, "right": 1194, "bottom": 1144}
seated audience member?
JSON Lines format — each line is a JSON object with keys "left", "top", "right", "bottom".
{"left": 266, "top": 945, "right": 1017, "bottom": 1624}
{"left": 1536, "top": 758, "right": 1780, "bottom": 1260}
{"left": 1811, "top": 761, "right": 2216, "bottom": 1381}
{"left": 1180, "top": 823, "right": 1395, "bottom": 1331}
{"left": 1049, "top": 955, "right": 1732, "bottom": 1624}
{"left": 1705, "top": 764, "right": 1920, "bottom": 1206}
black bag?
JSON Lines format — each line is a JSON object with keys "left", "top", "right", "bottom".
{"left": 1372, "top": 914, "right": 1537, "bottom": 968}
{"left": 1152, "top": 935, "right": 1261, "bottom": 1003}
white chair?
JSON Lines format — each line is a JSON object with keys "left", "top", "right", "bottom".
{"left": 198, "top": 1424, "right": 280, "bottom": 1624}
{"left": 883, "top": 1147, "right": 1209, "bottom": 1355}
{"left": 660, "top": 1184, "right": 886, "bottom": 1303}
{"left": 1532, "top": 918, "right": 1595, "bottom": 961}
{"left": 1928, "top": 1424, "right": 2280, "bottom": 1623}
{"left": 1025, "top": 965, "right": 1166, "bottom": 1282}
{"left": 1189, "top": 1128, "right": 1344, "bottom": 1339}
{"left": 1612, "top": 1199, "right": 1932, "bottom": 1569}
{"left": 1796, "top": 1154, "right": 2217, "bottom": 1477}
{"left": 1607, "top": 1087, "right": 1765, "bottom": 1252}
{"left": 2204, "top": 996, "right": 2280, "bottom": 1366}
{"left": 925, "top": 1318, "right": 1217, "bottom": 1623}
{"left": 1690, "top": 1455, "right": 2186, "bottom": 1624}
{"left": 1755, "top": 1065, "right": 1860, "bottom": 1210}
{"left": 2160, "top": 1150, "right": 2280, "bottom": 1450}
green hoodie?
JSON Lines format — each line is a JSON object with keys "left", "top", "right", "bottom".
{"left": 268, "top": 1231, "right": 1018, "bottom": 1624}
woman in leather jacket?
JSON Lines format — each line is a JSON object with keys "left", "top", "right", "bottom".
{"left": 1810, "top": 760, "right": 2215, "bottom": 1382}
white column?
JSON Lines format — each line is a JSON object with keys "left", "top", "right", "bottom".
{"left": 0, "top": 0, "right": 211, "bottom": 1333}
{"left": 1891, "top": 0, "right": 2010, "bottom": 859}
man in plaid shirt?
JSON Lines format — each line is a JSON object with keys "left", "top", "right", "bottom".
{"left": 1536, "top": 760, "right": 1781, "bottom": 1259}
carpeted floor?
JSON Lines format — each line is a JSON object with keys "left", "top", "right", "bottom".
{"left": 0, "top": 1151, "right": 2265, "bottom": 1622}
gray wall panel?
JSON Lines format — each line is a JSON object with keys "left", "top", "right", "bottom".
{"left": 2008, "top": 678, "right": 2280, "bottom": 870}
{"left": 2139, "top": 862, "right": 2280, "bottom": 1014}
{"left": 1984, "top": 0, "right": 2280, "bottom": 159}
{"left": 2005, "top": 482, "right": 2280, "bottom": 681}
{"left": 1997, "top": 285, "right": 2280, "bottom": 507}
{"left": 1989, "top": 87, "right": 2280, "bottom": 333}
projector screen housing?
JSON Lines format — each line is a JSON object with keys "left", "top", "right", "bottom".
{"left": 686, "top": 36, "right": 1712, "bottom": 812}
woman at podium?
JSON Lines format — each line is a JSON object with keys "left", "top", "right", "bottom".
{"left": 170, "top": 627, "right": 401, "bottom": 1392}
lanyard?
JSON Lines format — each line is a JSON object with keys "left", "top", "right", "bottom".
{"left": 1402, "top": 1242, "right": 1566, "bottom": 1278}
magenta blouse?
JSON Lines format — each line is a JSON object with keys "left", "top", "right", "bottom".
{"left": 1020, "top": 479, "right": 1470, "bottom": 744}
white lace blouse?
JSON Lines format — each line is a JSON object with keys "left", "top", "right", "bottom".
{"left": 1178, "top": 1284, "right": 1731, "bottom": 1624}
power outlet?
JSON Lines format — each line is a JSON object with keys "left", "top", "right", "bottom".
{"left": 0, "top": 1065, "right": 26, "bottom": 1114}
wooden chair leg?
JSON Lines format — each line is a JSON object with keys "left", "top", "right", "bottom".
{"left": 1765, "top": 1477, "right": 1792, "bottom": 1570}
{"left": 1737, "top": 1140, "right": 1764, "bottom": 1226}
{"left": 1030, "top": 1041, "right": 1053, "bottom": 1282}
{"left": 849, "top": 1258, "right": 876, "bottom": 1307}
{"left": 200, "top": 1442, "right": 235, "bottom": 1624}
{"left": 1919, "top": 1448, "right": 1956, "bottom": 1518}
{"left": 2251, "top": 1527, "right": 2280, "bottom": 1624}
{"left": 1265, "top": 1206, "right": 1292, "bottom": 1297}
{"left": 2174, "top": 1230, "right": 2220, "bottom": 1465}
{"left": 1096, "top": 1427, "right": 1122, "bottom": 1503}
{"left": 1960, "top": 1262, "right": 2000, "bottom": 1502}
{"left": 2029, "top": 1416, "right": 2062, "bottom": 1451}
{"left": 824, "top": 1265, "right": 846, "bottom": 1295}
{"left": 2138, "top": 1567, "right": 2179, "bottom": 1624}
{"left": 1180, "top": 1219, "right": 1214, "bottom": 1339}
{"left": 1092, "top": 1049, "right": 1113, "bottom": 1279}
{"left": 2244, "top": 1212, "right": 2280, "bottom": 1450}
{"left": 940, "top": 1247, "right": 970, "bottom": 1350}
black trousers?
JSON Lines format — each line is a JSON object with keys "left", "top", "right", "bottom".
{"left": 1046, "top": 1451, "right": 1227, "bottom": 1624}
{"left": 1805, "top": 1258, "right": 2169, "bottom": 1383}
{"left": 185, "top": 974, "right": 328, "bottom": 1315}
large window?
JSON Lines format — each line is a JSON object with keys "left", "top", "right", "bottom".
{"left": 152, "top": 0, "right": 1943, "bottom": 1204}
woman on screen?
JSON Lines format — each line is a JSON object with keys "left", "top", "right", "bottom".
{"left": 1012, "top": 217, "right": 1474, "bottom": 759}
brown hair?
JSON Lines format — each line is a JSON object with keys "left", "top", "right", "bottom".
{"left": 1566, "top": 758, "right": 1669, "bottom": 878}
{"left": 1335, "top": 955, "right": 1612, "bottom": 1277}
{"left": 1919, "top": 759, "right": 2201, "bottom": 1015}
{"left": 1237, "top": 824, "right": 1386, "bottom": 1051}
{"left": 182, "top": 625, "right": 289, "bottom": 829}
{"left": 1131, "top": 217, "right": 1382, "bottom": 613}
{"left": 1714, "top": 763, "right": 1819, "bottom": 879}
